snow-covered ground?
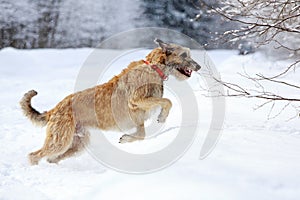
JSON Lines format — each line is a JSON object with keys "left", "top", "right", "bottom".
{"left": 0, "top": 48, "right": 300, "bottom": 200}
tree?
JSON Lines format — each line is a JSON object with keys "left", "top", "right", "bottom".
{"left": 0, "top": 0, "right": 38, "bottom": 48}
{"left": 54, "top": 0, "right": 142, "bottom": 48}
{"left": 199, "top": 0, "right": 300, "bottom": 118}
{"left": 0, "top": 0, "right": 143, "bottom": 48}
{"left": 203, "top": 0, "right": 300, "bottom": 57}
{"left": 34, "top": 0, "right": 62, "bottom": 48}
{"left": 142, "top": 0, "right": 237, "bottom": 49}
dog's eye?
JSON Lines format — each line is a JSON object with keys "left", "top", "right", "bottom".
{"left": 180, "top": 52, "right": 187, "bottom": 58}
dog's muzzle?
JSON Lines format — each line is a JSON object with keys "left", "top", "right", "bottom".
{"left": 191, "top": 60, "right": 201, "bottom": 71}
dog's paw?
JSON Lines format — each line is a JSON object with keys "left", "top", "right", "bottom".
{"left": 119, "top": 134, "right": 135, "bottom": 144}
{"left": 47, "top": 158, "right": 59, "bottom": 164}
{"left": 28, "top": 153, "right": 39, "bottom": 165}
{"left": 157, "top": 114, "right": 167, "bottom": 123}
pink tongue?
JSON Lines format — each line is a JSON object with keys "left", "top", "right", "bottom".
{"left": 185, "top": 69, "right": 191, "bottom": 75}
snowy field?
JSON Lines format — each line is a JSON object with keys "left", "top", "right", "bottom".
{"left": 0, "top": 48, "right": 300, "bottom": 200}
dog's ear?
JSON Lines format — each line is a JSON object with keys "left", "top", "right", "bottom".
{"left": 154, "top": 38, "right": 173, "bottom": 56}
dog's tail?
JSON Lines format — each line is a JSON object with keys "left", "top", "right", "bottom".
{"left": 20, "top": 90, "right": 49, "bottom": 127}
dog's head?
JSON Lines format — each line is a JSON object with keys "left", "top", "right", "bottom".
{"left": 147, "top": 39, "right": 201, "bottom": 81}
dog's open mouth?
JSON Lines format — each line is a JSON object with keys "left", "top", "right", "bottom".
{"left": 177, "top": 67, "right": 192, "bottom": 77}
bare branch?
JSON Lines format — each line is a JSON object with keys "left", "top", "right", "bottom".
{"left": 196, "top": 0, "right": 300, "bottom": 119}
{"left": 212, "top": 75, "right": 300, "bottom": 102}
{"left": 265, "top": 60, "right": 300, "bottom": 79}
{"left": 256, "top": 74, "right": 300, "bottom": 90}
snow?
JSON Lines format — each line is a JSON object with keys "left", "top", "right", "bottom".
{"left": 0, "top": 48, "right": 300, "bottom": 200}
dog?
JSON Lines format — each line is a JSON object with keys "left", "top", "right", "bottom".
{"left": 20, "top": 39, "right": 201, "bottom": 165}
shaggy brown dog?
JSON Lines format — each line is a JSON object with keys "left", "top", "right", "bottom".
{"left": 20, "top": 39, "right": 201, "bottom": 165}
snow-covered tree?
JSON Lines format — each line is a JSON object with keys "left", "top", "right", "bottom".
{"left": 0, "top": 0, "right": 38, "bottom": 48}
{"left": 202, "top": 0, "right": 300, "bottom": 117}
{"left": 201, "top": 0, "right": 300, "bottom": 58}
{"left": 34, "top": 0, "right": 62, "bottom": 48}
{"left": 0, "top": 0, "right": 142, "bottom": 48}
{"left": 54, "top": 0, "right": 142, "bottom": 48}
{"left": 142, "top": 0, "right": 236, "bottom": 48}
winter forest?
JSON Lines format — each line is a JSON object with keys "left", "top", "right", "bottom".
{"left": 1, "top": 0, "right": 300, "bottom": 199}
{"left": 1, "top": 0, "right": 299, "bottom": 53}
{"left": 0, "top": 0, "right": 237, "bottom": 49}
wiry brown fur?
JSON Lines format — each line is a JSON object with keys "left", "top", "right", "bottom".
{"left": 20, "top": 90, "right": 48, "bottom": 127}
{"left": 20, "top": 40, "right": 201, "bottom": 165}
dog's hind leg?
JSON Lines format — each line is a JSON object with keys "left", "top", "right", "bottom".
{"left": 28, "top": 120, "right": 75, "bottom": 165}
{"left": 28, "top": 134, "right": 73, "bottom": 165}
{"left": 28, "top": 149, "right": 46, "bottom": 165}
{"left": 47, "top": 125, "right": 90, "bottom": 164}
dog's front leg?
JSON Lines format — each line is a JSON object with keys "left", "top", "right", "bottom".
{"left": 119, "top": 124, "right": 145, "bottom": 144}
{"left": 132, "top": 97, "right": 172, "bottom": 123}
{"left": 119, "top": 97, "right": 172, "bottom": 144}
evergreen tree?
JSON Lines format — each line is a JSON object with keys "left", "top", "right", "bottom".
{"left": 142, "top": 0, "right": 235, "bottom": 48}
